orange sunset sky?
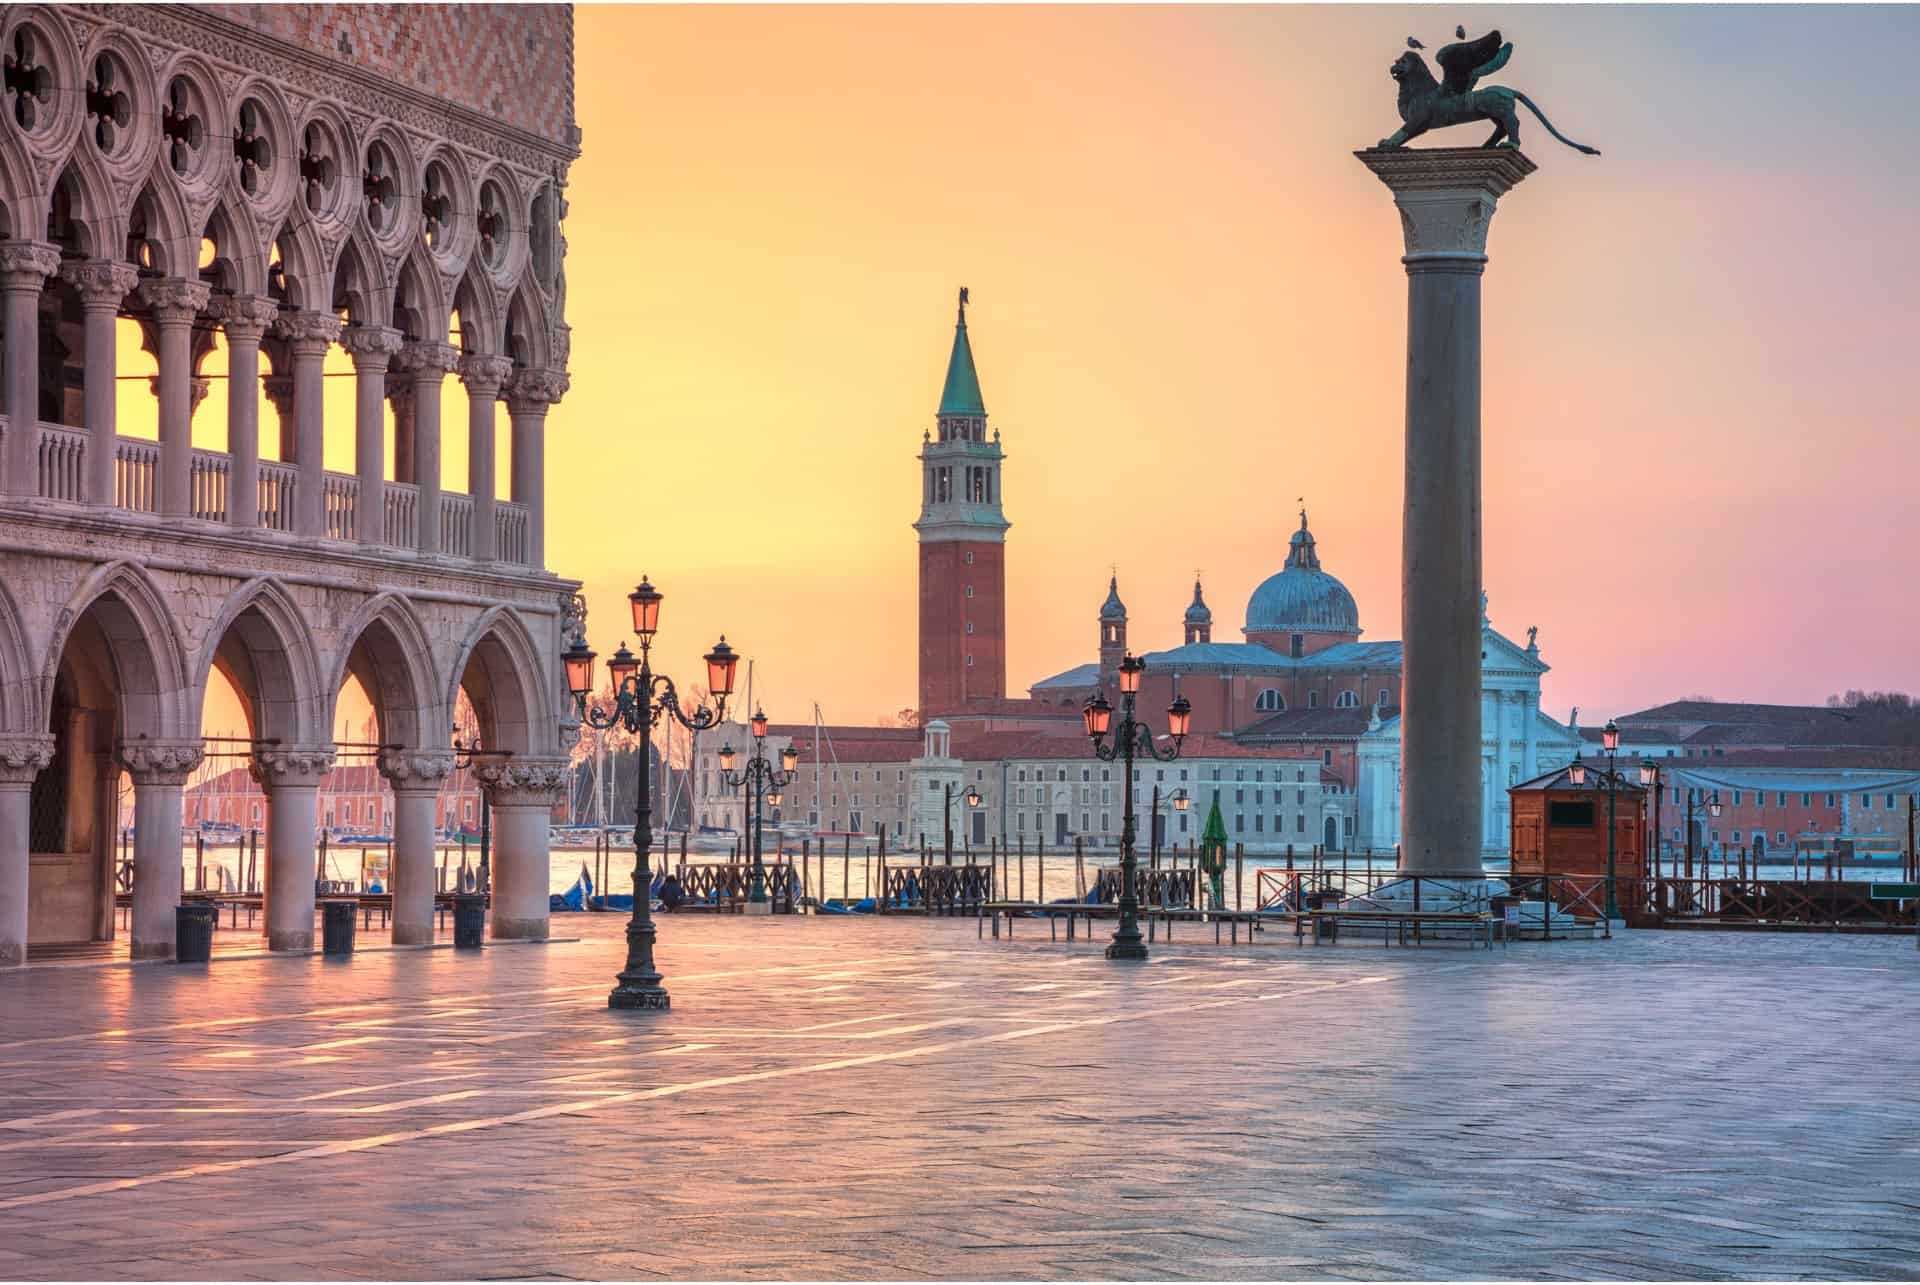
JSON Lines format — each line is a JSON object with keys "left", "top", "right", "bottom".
{"left": 197, "top": 5, "right": 1920, "bottom": 735}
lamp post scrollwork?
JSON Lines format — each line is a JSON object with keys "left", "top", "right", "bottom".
{"left": 719, "top": 707, "right": 802, "bottom": 906}
{"left": 1082, "top": 655, "right": 1192, "bottom": 961}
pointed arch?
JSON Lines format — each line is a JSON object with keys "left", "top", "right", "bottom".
{"left": 450, "top": 266, "right": 501, "bottom": 355}
{"left": 126, "top": 170, "right": 194, "bottom": 279}
{"left": 0, "top": 126, "right": 35, "bottom": 238}
{"left": 503, "top": 283, "right": 552, "bottom": 372}
{"left": 194, "top": 578, "right": 326, "bottom": 748}
{"left": 445, "top": 606, "right": 552, "bottom": 756}
{"left": 199, "top": 198, "right": 268, "bottom": 296}
{"left": 328, "top": 593, "right": 443, "bottom": 753}
{"left": 44, "top": 561, "right": 194, "bottom": 741}
{"left": 0, "top": 578, "right": 38, "bottom": 735}
{"left": 267, "top": 216, "right": 327, "bottom": 312}
{"left": 46, "top": 147, "right": 120, "bottom": 261}
{"left": 392, "top": 248, "right": 448, "bottom": 343}
{"left": 329, "top": 228, "right": 392, "bottom": 327}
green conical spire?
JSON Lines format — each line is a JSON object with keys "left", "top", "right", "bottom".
{"left": 938, "top": 286, "right": 987, "bottom": 418}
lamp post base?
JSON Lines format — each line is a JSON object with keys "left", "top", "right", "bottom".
{"left": 609, "top": 980, "right": 671, "bottom": 1010}
{"left": 1106, "top": 924, "right": 1148, "bottom": 961}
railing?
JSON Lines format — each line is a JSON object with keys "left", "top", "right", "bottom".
{"left": 190, "top": 450, "right": 229, "bottom": 522}
{"left": 384, "top": 481, "right": 418, "bottom": 548}
{"left": 322, "top": 473, "right": 357, "bottom": 541}
{"left": 1093, "top": 866, "right": 1197, "bottom": 909}
{"left": 114, "top": 438, "right": 160, "bottom": 513}
{"left": 673, "top": 862, "right": 803, "bottom": 912}
{"left": 441, "top": 492, "right": 473, "bottom": 559}
{"left": 258, "top": 460, "right": 296, "bottom": 531}
{"left": 496, "top": 502, "right": 529, "bottom": 564}
{"left": 37, "top": 423, "right": 86, "bottom": 502}
{"left": 881, "top": 863, "right": 995, "bottom": 915}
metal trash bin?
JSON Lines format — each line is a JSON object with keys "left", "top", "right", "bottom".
{"left": 452, "top": 895, "right": 486, "bottom": 949}
{"left": 175, "top": 903, "right": 219, "bottom": 963}
{"left": 321, "top": 899, "right": 357, "bottom": 956}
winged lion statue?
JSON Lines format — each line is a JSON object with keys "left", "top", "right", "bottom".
{"left": 1377, "top": 28, "right": 1600, "bottom": 156}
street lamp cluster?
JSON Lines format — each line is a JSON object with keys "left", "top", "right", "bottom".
{"left": 1082, "top": 655, "right": 1192, "bottom": 961}
{"left": 718, "top": 708, "right": 801, "bottom": 905}
{"left": 562, "top": 577, "right": 739, "bottom": 1011}
{"left": 1571, "top": 719, "right": 1725, "bottom": 923}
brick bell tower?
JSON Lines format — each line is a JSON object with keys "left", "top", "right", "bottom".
{"left": 916, "top": 288, "right": 1009, "bottom": 721}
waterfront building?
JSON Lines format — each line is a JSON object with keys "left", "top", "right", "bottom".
{"left": 181, "top": 762, "right": 486, "bottom": 840}
{"left": 0, "top": 5, "right": 579, "bottom": 963}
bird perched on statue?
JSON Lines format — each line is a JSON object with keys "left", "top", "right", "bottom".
{"left": 1407, "top": 36, "right": 1424, "bottom": 49}
{"left": 1457, "top": 25, "right": 1467, "bottom": 38}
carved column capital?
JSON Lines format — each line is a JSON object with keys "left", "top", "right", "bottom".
{"left": 506, "top": 368, "right": 569, "bottom": 413}
{"left": 261, "top": 375, "right": 296, "bottom": 418}
{"left": 208, "top": 292, "right": 280, "bottom": 343}
{"left": 394, "top": 340, "right": 462, "bottom": 379}
{"left": 377, "top": 749, "right": 457, "bottom": 795}
{"left": 0, "top": 240, "right": 62, "bottom": 291}
{"left": 273, "top": 310, "right": 343, "bottom": 356}
{"left": 249, "top": 745, "right": 337, "bottom": 790}
{"left": 117, "top": 739, "right": 205, "bottom": 786}
{"left": 458, "top": 353, "right": 515, "bottom": 398}
{"left": 340, "top": 324, "right": 405, "bottom": 371}
{"left": 58, "top": 258, "right": 139, "bottom": 309}
{"left": 1355, "top": 147, "right": 1535, "bottom": 266}
{"left": 136, "top": 277, "right": 212, "bottom": 323}
{"left": 474, "top": 757, "right": 571, "bottom": 807}
{"left": 0, "top": 735, "right": 55, "bottom": 786}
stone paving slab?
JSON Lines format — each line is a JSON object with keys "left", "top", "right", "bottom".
{"left": 0, "top": 916, "right": 1916, "bottom": 1279}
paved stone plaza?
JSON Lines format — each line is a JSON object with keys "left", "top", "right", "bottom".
{"left": 0, "top": 917, "right": 1916, "bottom": 1281}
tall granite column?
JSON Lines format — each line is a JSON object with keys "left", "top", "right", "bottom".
{"left": 0, "top": 241, "right": 61, "bottom": 497}
{"left": 1357, "top": 147, "right": 1534, "bottom": 877}
{"left": 475, "top": 758, "right": 569, "bottom": 941}
{"left": 378, "top": 750, "right": 454, "bottom": 945}
{"left": 253, "top": 747, "right": 335, "bottom": 951}
{"left": 60, "top": 260, "right": 140, "bottom": 507}
{"left": 0, "top": 737, "right": 55, "bottom": 966}
{"left": 119, "top": 740, "right": 204, "bottom": 960}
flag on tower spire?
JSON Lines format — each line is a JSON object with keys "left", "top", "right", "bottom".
{"left": 938, "top": 286, "right": 987, "bottom": 418}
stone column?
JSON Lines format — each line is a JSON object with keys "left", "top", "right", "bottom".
{"left": 137, "top": 278, "right": 212, "bottom": 520}
{"left": 0, "top": 736, "right": 55, "bottom": 966}
{"left": 475, "top": 758, "right": 569, "bottom": 940}
{"left": 59, "top": 260, "right": 140, "bottom": 507}
{"left": 274, "top": 312, "right": 341, "bottom": 539}
{"left": 0, "top": 241, "right": 61, "bottom": 497}
{"left": 252, "top": 746, "right": 335, "bottom": 951}
{"left": 459, "top": 354, "right": 513, "bottom": 562}
{"left": 378, "top": 750, "right": 454, "bottom": 945}
{"left": 118, "top": 739, "right": 204, "bottom": 960}
{"left": 395, "top": 342, "right": 459, "bottom": 556}
{"left": 262, "top": 374, "right": 296, "bottom": 460}
{"left": 207, "top": 294, "right": 277, "bottom": 528}
{"left": 1358, "top": 147, "right": 1533, "bottom": 878}
{"left": 341, "top": 325, "right": 403, "bottom": 546}
{"left": 506, "top": 369, "right": 567, "bottom": 570}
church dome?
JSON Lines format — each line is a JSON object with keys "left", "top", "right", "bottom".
{"left": 1244, "top": 513, "right": 1361, "bottom": 638}
{"left": 1099, "top": 575, "right": 1127, "bottom": 623}
{"left": 1184, "top": 578, "right": 1212, "bottom": 626}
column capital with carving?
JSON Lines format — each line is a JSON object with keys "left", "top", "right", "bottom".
{"left": 474, "top": 756, "right": 571, "bottom": 807}
{"left": 207, "top": 293, "right": 280, "bottom": 343}
{"left": 377, "top": 749, "right": 457, "bottom": 795}
{"left": 1354, "top": 147, "right": 1535, "bottom": 266}
{"left": 458, "top": 353, "right": 515, "bottom": 398}
{"left": 506, "top": 368, "right": 570, "bottom": 413}
{"left": 0, "top": 240, "right": 62, "bottom": 291}
{"left": 261, "top": 374, "right": 296, "bottom": 418}
{"left": 394, "top": 340, "right": 463, "bottom": 380}
{"left": 117, "top": 738, "right": 205, "bottom": 786}
{"left": 58, "top": 259, "right": 139, "bottom": 309}
{"left": 0, "top": 735, "right": 55, "bottom": 786}
{"left": 273, "top": 310, "right": 343, "bottom": 357}
{"left": 249, "top": 745, "right": 337, "bottom": 790}
{"left": 340, "top": 324, "right": 405, "bottom": 371}
{"left": 136, "top": 277, "right": 212, "bottom": 324}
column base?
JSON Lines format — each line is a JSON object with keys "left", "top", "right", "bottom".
{"left": 130, "top": 939, "right": 175, "bottom": 961}
{"left": 268, "top": 928, "right": 312, "bottom": 952}
{"left": 489, "top": 914, "right": 549, "bottom": 941}
{"left": 0, "top": 942, "right": 24, "bottom": 966}
{"left": 1105, "top": 935, "right": 1148, "bottom": 961}
{"left": 609, "top": 984, "right": 671, "bottom": 1010}
{"left": 391, "top": 921, "right": 435, "bottom": 946}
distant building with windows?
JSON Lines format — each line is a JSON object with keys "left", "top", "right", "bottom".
{"left": 180, "top": 764, "right": 486, "bottom": 839}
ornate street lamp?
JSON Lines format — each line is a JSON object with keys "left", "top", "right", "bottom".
{"left": 719, "top": 706, "right": 802, "bottom": 905}
{"left": 1084, "top": 654, "right": 1191, "bottom": 961}
{"left": 563, "top": 576, "right": 737, "bottom": 1010}
{"left": 941, "top": 782, "right": 983, "bottom": 864}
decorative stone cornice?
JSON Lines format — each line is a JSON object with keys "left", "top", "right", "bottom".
{"left": 0, "top": 735, "right": 55, "bottom": 786}
{"left": 207, "top": 293, "right": 280, "bottom": 342}
{"left": 340, "top": 325, "right": 405, "bottom": 369}
{"left": 249, "top": 745, "right": 337, "bottom": 789}
{"left": 506, "top": 368, "right": 569, "bottom": 411}
{"left": 474, "top": 756, "right": 571, "bottom": 807}
{"left": 273, "top": 310, "right": 343, "bottom": 354}
{"left": 137, "top": 277, "right": 212, "bottom": 322}
{"left": 59, "top": 259, "right": 140, "bottom": 308}
{"left": 394, "top": 340, "right": 462, "bottom": 378}
{"left": 458, "top": 353, "right": 515, "bottom": 396}
{"left": 377, "top": 749, "right": 457, "bottom": 794}
{"left": 1355, "top": 147, "right": 1535, "bottom": 264}
{"left": 117, "top": 738, "right": 205, "bottom": 786}
{"left": 0, "top": 241, "right": 62, "bottom": 290}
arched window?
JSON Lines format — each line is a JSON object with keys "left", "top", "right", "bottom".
{"left": 1254, "top": 689, "right": 1285, "bottom": 713}
{"left": 1335, "top": 690, "right": 1359, "bottom": 709}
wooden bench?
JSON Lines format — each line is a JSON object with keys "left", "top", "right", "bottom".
{"left": 980, "top": 901, "right": 1267, "bottom": 945}
{"left": 1286, "top": 908, "right": 1504, "bottom": 949}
